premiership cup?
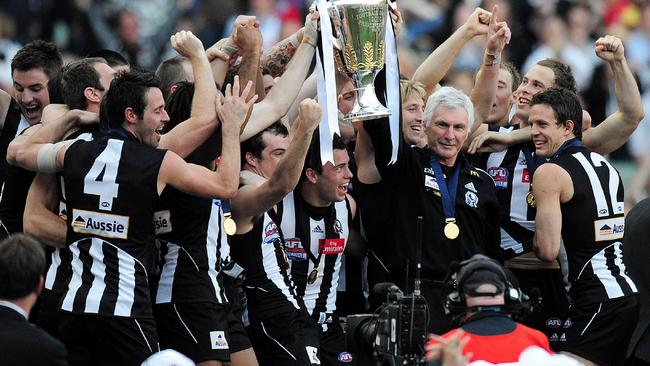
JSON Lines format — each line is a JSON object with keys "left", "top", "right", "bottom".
{"left": 328, "top": 0, "right": 392, "bottom": 122}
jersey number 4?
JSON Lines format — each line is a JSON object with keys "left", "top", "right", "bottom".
{"left": 84, "top": 140, "right": 124, "bottom": 211}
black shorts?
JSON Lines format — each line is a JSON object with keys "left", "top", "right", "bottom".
{"left": 58, "top": 312, "right": 159, "bottom": 366}
{"left": 559, "top": 295, "right": 639, "bottom": 366}
{"left": 154, "top": 302, "right": 231, "bottom": 363}
{"left": 35, "top": 289, "right": 63, "bottom": 338}
{"left": 508, "top": 267, "right": 570, "bottom": 350}
{"left": 247, "top": 311, "right": 321, "bottom": 366}
{"left": 314, "top": 314, "right": 351, "bottom": 366}
{"left": 222, "top": 274, "right": 253, "bottom": 353}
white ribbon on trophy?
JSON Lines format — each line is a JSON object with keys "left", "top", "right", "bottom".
{"left": 315, "top": 0, "right": 400, "bottom": 165}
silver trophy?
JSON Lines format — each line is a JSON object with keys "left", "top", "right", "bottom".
{"left": 328, "top": 0, "right": 392, "bottom": 122}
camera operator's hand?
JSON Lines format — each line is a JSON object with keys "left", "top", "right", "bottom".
{"left": 424, "top": 331, "right": 471, "bottom": 366}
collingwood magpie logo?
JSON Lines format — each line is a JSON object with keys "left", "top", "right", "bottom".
{"left": 72, "top": 209, "right": 129, "bottom": 240}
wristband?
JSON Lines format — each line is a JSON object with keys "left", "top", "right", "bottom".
{"left": 484, "top": 53, "right": 501, "bottom": 66}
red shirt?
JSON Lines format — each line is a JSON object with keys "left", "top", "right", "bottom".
{"left": 427, "top": 313, "right": 552, "bottom": 363}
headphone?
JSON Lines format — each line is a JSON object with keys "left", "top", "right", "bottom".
{"left": 444, "top": 254, "right": 529, "bottom": 315}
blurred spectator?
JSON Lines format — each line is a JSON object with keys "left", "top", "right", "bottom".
{"left": 0, "top": 10, "right": 21, "bottom": 93}
{"left": 88, "top": 0, "right": 180, "bottom": 69}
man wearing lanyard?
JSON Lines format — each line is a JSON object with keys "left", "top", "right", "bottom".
{"left": 532, "top": 87, "right": 638, "bottom": 366}
{"left": 363, "top": 86, "right": 500, "bottom": 333}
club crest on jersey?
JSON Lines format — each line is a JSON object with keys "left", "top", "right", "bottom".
{"left": 153, "top": 210, "right": 172, "bottom": 234}
{"left": 488, "top": 167, "right": 508, "bottom": 189}
{"left": 72, "top": 209, "right": 129, "bottom": 240}
{"left": 334, "top": 219, "right": 343, "bottom": 234}
{"left": 284, "top": 238, "right": 307, "bottom": 261}
{"left": 594, "top": 217, "right": 624, "bottom": 241}
{"left": 465, "top": 191, "right": 479, "bottom": 208}
{"left": 264, "top": 221, "right": 279, "bottom": 244}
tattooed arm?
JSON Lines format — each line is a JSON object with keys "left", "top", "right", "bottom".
{"left": 261, "top": 28, "right": 304, "bottom": 78}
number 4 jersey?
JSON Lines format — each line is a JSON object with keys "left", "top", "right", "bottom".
{"left": 551, "top": 145, "right": 637, "bottom": 306}
{"left": 60, "top": 135, "right": 166, "bottom": 318}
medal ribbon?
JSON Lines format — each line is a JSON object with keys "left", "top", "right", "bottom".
{"left": 429, "top": 157, "right": 461, "bottom": 220}
{"left": 552, "top": 138, "right": 581, "bottom": 160}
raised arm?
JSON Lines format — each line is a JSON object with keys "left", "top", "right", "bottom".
{"left": 241, "top": 12, "right": 319, "bottom": 141}
{"left": 159, "top": 77, "right": 257, "bottom": 198}
{"left": 412, "top": 7, "right": 491, "bottom": 98}
{"left": 582, "top": 35, "right": 645, "bottom": 155}
{"left": 533, "top": 163, "right": 572, "bottom": 262}
{"left": 231, "top": 16, "right": 263, "bottom": 129}
{"left": 23, "top": 173, "right": 66, "bottom": 248}
{"left": 232, "top": 99, "right": 321, "bottom": 232}
{"left": 469, "top": 6, "right": 510, "bottom": 138}
{"left": 159, "top": 30, "right": 219, "bottom": 158}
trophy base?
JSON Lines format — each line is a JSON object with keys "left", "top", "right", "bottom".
{"left": 343, "top": 107, "right": 391, "bottom": 123}
{"left": 343, "top": 84, "right": 391, "bottom": 123}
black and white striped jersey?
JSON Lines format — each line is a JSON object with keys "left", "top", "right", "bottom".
{"left": 0, "top": 103, "right": 35, "bottom": 239}
{"left": 278, "top": 192, "right": 351, "bottom": 318}
{"left": 480, "top": 126, "right": 537, "bottom": 258}
{"left": 229, "top": 209, "right": 304, "bottom": 323}
{"left": 60, "top": 134, "right": 166, "bottom": 318}
{"left": 154, "top": 187, "right": 228, "bottom": 304}
{"left": 45, "top": 131, "right": 93, "bottom": 295}
{"left": 552, "top": 145, "right": 637, "bottom": 306}
{"left": 0, "top": 100, "right": 24, "bottom": 189}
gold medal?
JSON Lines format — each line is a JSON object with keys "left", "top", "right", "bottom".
{"left": 308, "top": 267, "right": 319, "bottom": 284}
{"left": 224, "top": 214, "right": 237, "bottom": 235}
{"left": 526, "top": 191, "right": 536, "bottom": 208}
{"left": 444, "top": 219, "right": 460, "bottom": 240}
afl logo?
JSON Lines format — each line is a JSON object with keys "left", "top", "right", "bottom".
{"left": 545, "top": 317, "right": 562, "bottom": 328}
{"left": 338, "top": 352, "right": 353, "bottom": 363}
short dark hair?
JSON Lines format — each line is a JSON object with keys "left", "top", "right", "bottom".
{"left": 87, "top": 49, "right": 129, "bottom": 69}
{"left": 103, "top": 70, "right": 161, "bottom": 129}
{"left": 156, "top": 57, "right": 190, "bottom": 102}
{"left": 530, "top": 87, "right": 583, "bottom": 139}
{"left": 536, "top": 59, "right": 577, "bottom": 94}
{"left": 241, "top": 122, "right": 289, "bottom": 167}
{"left": 303, "top": 132, "right": 346, "bottom": 177}
{"left": 11, "top": 40, "right": 63, "bottom": 81}
{"left": 500, "top": 62, "right": 521, "bottom": 92}
{"left": 0, "top": 234, "right": 46, "bottom": 300}
{"left": 61, "top": 58, "right": 107, "bottom": 110}
{"left": 162, "top": 81, "right": 221, "bottom": 164}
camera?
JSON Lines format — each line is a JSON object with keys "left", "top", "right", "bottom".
{"left": 345, "top": 283, "right": 428, "bottom": 366}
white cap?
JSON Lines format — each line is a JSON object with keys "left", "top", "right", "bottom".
{"left": 141, "top": 349, "right": 195, "bottom": 366}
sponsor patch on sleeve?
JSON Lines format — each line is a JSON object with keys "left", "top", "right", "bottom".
{"left": 153, "top": 210, "right": 172, "bottom": 234}
{"left": 72, "top": 209, "right": 129, "bottom": 240}
{"left": 594, "top": 217, "right": 624, "bottom": 242}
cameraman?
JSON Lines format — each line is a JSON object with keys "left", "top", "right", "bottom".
{"left": 425, "top": 255, "right": 551, "bottom": 364}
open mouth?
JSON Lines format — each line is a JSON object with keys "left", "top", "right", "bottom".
{"left": 410, "top": 125, "right": 422, "bottom": 133}
{"left": 518, "top": 97, "right": 530, "bottom": 107}
{"left": 337, "top": 183, "right": 348, "bottom": 195}
{"left": 22, "top": 104, "right": 40, "bottom": 119}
